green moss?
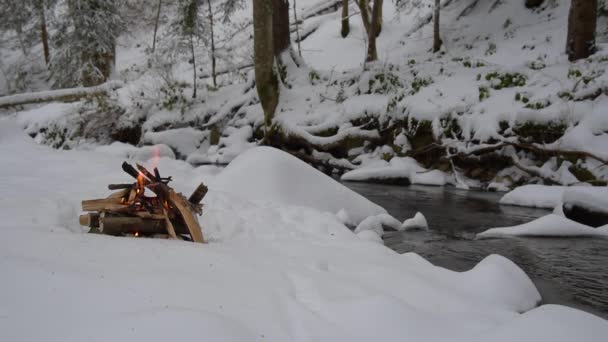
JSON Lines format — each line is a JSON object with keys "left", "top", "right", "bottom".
{"left": 485, "top": 71, "right": 527, "bottom": 89}
{"left": 569, "top": 164, "right": 597, "bottom": 183}
{"left": 513, "top": 121, "right": 567, "bottom": 144}
{"left": 479, "top": 86, "right": 490, "bottom": 101}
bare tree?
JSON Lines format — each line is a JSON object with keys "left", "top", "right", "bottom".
{"left": 293, "top": 0, "right": 302, "bottom": 56}
{"left": 566, "top": 0, "right": 597, "bottom": 61}
{"left": 34, "top": 0, "right": 51, "bottom": 64}
{"left": 365, "top": 0, "right": 382, "bottom": 62}
{"left": 341, "top": 0, "right": 349, "bottom": 38}
{"left": 151, "top": 0, "right": 162, "bottom": 53}
{"left": 206, "top": 0, "right": 217, "bottom": 87}
{"left": 355, "top": 0, "right": 382, "bottom": 62}
{"left": 433, "top": 0, "right": 441, "bottom": 53}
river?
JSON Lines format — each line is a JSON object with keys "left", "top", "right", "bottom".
{"left": 345, "top": 183, "right": 608, "bottom": 319}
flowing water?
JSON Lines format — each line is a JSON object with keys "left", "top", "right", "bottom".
{"left": 345, "top": 183, "right": 608, "bottom": 319}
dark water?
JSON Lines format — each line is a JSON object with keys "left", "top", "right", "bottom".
{"left": 345, "top": 183, "right": 608, "bottom": 319}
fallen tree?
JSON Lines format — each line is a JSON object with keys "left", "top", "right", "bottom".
{"left": 0, "top": 81, "right": 124, "bottom": 109}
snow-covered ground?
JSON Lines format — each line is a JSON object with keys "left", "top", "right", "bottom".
{"left": 2, "top": 116, "right": 608, "bottom": 341}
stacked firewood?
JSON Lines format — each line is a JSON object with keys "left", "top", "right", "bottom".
{"left": 79, "top": 162, "right": 208, "bottom": 243}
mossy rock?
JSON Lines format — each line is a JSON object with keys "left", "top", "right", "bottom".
{"left": 568, "top": 164, "right": 597, "bottom": 183}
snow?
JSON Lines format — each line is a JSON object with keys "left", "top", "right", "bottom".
{"left": 563, "top": 187, "right": 608, "bottom": 215}
{"left": 500, "top": 185, "right": 608, "bottom": 210}
{"left": 211, "top": 146, "right": 387, "bottom": 225}
{"left": 341, "top": 156, "right": 448, "bottom": 186}
{"left": 402, "top": 212, "right": 428, "bottom": 231}
{"left": 3, "top": 117, "right": 607, "bottom": 341}
{"left": 477, "top": 214, "right": 608, "bottom": 239}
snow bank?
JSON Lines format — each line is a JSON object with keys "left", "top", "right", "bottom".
{"left": 212, "top": 146, "right": 387, "bottom": 225}
{"left": 477, "top": 214, "right": 608, "bottom": 239}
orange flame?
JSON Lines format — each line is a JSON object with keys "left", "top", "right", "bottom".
{"left": 134, "top": 232, "right": 139, "bottom": 237}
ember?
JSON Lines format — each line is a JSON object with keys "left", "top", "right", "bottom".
{"left": 79, "top": 162, "right": 207, "bottom": 243}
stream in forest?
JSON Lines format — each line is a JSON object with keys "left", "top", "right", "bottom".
{"left": 345, "top": 182, "right": 608, "bottom": 319}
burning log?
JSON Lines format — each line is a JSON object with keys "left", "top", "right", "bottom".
{"left": 79, "top": 162, "right": 208, "bottom": 243}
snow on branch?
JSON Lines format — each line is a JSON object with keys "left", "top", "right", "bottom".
{"left": 0, "top": 81, "right": 124, "bottom": 109}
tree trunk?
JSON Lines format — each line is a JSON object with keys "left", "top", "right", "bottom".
{"left": 433, "top": 0, "right": 441, "bottom": 53}
{"left": 207, "top": 0, "right": 217, "bottom": 87}
{"left": 190, "top": 33, "right": 197, "bottom": 98}
{"left": 341, "top": 0, "right": 350, "bottom": 38}
{"left": 293, "top": 0, "right": 302, "bottom": 56}
{"left": 365, "top": 0, "right": 382, "bottom": 62}
{"left": 37, "top": 1, "right": 50, "bottom": 64}
{"left": 566, "top": 0, "right": 597, "bottom": 62}
{"left": 272, "top": 0, "right": 291, "bottom": 57}
{"left": 253, "top": 0, "right": 279, "bottom": 133}
{"left": 375, "top": 0, "right": 382, "bottom": 37}
{"left": 356, "top": 0, "right": 371, "bottom": 36}
{"left": 152, "top": 0, "right": 162, "bottom": 52}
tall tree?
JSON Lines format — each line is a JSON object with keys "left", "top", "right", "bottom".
{"left": 50, "top": 0, "right": 124, "bottom": 87}
{"left": 273, "top": 0, "right": 290, "bottom": 58}
{"left": 355, "top": 0, "right": 382, "bottom": 62}
{"left": 341, "top": 0, "right": 349, "bottom": 38}
{"left": 432, "top": 0, "right": 441, "bottom": 53}
{"left": 206, "top": 0, "right": 217, "bottom": 87}
{"left": 253, "top": 0, "right": 292, "bottom": 140}
{"left": 365, "top": 0, "right": 382, "bottom": 62}
{"left": 566, "top": 0, "right": 597, "bottom": 62}
{"left": 151, "top": 0, "right": 163, "bottom": 53}
{"left": 253, "top": 0, "right": 279, "bottom": 135}
{"left": 176, "top": 0, "right": 203, "bottom": 98}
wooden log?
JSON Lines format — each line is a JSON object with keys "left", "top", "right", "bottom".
{"left": 82, "top": 197, "right": 128, "bottom": 212}
{"left": 107, "top": 188, "right": 131, "bottom": 199}
{"left": 79, "top": 213, "right": 100, "bottom": 228}
{"left": 108, "top": 183, "right": 134, "bottom": 190}
{"left": 99, "top": 215, "right": 166, "bottom": 236}
{"left": 168, "top": 190, "right": 205, "bottom": 243}
{"left": 0, "top": 81, "right": 123, "bottom": 109}
{"left": 188, "top": 183, "right": 208, "bottom": 205}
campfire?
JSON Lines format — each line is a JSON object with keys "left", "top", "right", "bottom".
{"left": 79, "top": 162, "right": 207, "bottom": 243}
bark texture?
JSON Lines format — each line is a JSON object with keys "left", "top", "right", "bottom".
{"left": 341, "top": 0, "right": 350, "bottom": 38}
{"left": 365, "top": 0, "right": 382, "bottom": 62}
{"left": 566, "top": 0, "right": 597, "bottom": 62}
{"left": 253, "top": 0, "right": 279, "bottom": 131}
{"left": 433, "top": 0, "right": 441, "bottom": 53}
{"left": 272, "top": 0, "right": 291, "bottom": 57}
{"left": 207, "top": 0, "right": 217, "bottom": 87}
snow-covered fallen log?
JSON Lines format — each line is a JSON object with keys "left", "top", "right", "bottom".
{"left": 0, "top": 81, "right": 124, "bottom": 109}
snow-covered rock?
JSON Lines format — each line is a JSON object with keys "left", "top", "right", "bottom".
{"left": 402, "top": 212, "right": 428, "bottom": 231}
{"left": 477, "top": 214, "right": 608, "bottom": 239}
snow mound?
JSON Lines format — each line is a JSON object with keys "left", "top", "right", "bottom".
{"left": 212, "top": 146, "right": 387, "bottom": 224}
{"left": 477, "top": 214, "right": 608, "bottom": 239}
{"left": 402, "top": 212, "right": 428, "bottom": 230}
